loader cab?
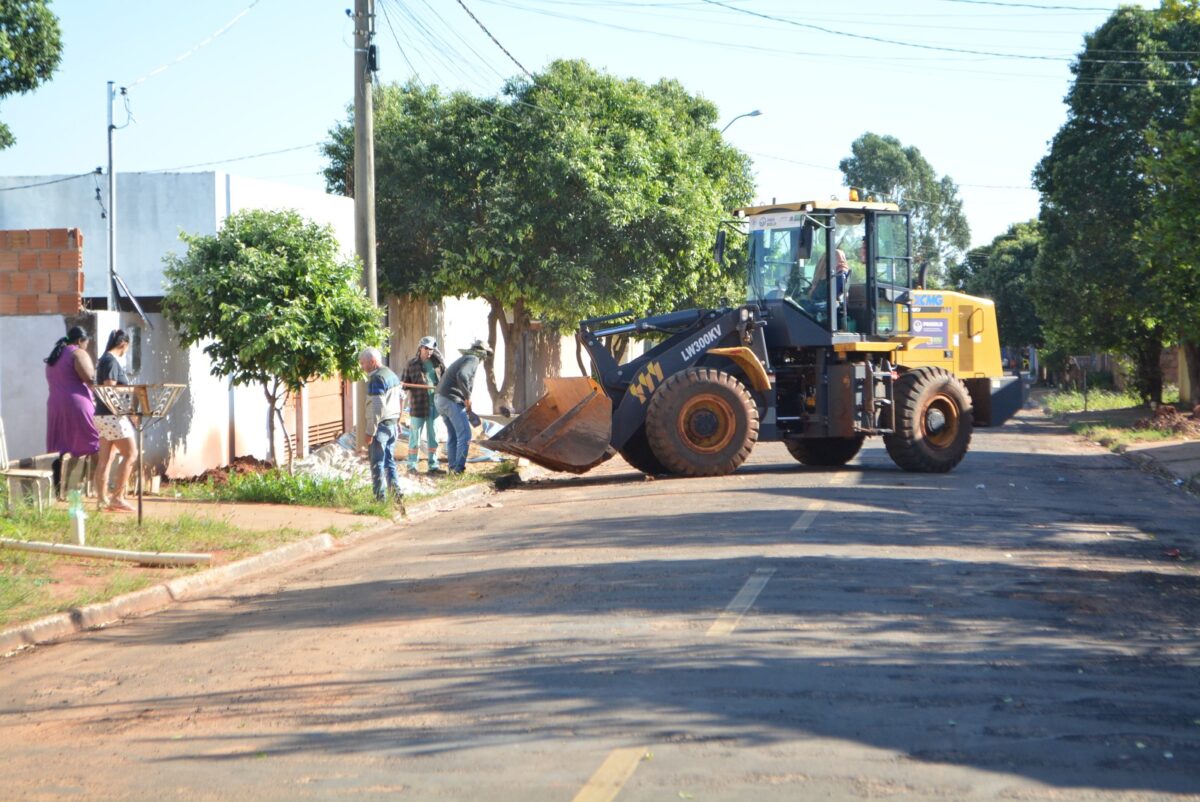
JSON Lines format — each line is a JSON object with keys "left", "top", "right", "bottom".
{"left": 739, "top": 200, "right": 913, "bottom": 340}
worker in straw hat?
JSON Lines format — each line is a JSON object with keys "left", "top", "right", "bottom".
{"left": 434, "top": 338, "right": 493, "bottom": 475}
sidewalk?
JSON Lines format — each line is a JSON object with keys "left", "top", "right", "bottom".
{"left": 1, "top": 466, "right": 542, "bottom": 655}
{"left": 1118, "top": 438, "right": 1200, "bottom": 493}
{"left": 134, "top": 495, "right": 375, "bottom": 533}
{"left": 1041, "top": 400, "right": 1200, "bottom": 493}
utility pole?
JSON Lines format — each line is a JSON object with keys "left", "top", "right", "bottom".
{"left": 106, "top": 81, "right": 120, "bottom": 311}
{"left": 353, "top": 0, "right": 378, "bottom": 448}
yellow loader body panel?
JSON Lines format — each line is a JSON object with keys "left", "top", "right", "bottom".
{"left": 894, "top": 290, "right": 1004, "bottom": 380}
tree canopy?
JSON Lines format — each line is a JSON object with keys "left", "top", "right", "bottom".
{"left": 323, "top": 59, "right": 755, "bottom": 406}
{"left": 838, "top": 132, "right": 969, "bottom": 288}
{"left": 950, "top": 221, "right": 1043, "bottom": 350}
{"left": 1032, "top": 5, "right": 1200, "bottom": 401}
{"left": 162, "top": 209, "right": 386, "bottom": 461}
{"left": 1142, "top": 86, "right": 1200, "bottom": 404}
{"left": 0, "top": 0, "right": 62, "bottom": 149}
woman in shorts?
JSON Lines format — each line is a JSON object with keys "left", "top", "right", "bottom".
{"left": 93, "top": 330, "right": 138, "bottom": 512}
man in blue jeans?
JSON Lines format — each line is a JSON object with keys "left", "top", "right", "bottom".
{"left": 359, "top": 346, "right": 405, "bottom": 506}
{"left": 435, "top": 339, "right": 492, "bottom": 475}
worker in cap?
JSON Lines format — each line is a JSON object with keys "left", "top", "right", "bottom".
{"left": 435, "top": 339, "right": 493, "bottom": 474}
{"left": 401, "top": 335, "right": 446, "bottom": 474}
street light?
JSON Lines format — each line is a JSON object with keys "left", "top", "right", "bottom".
{"left": 720, "top": 109, "right": 762, "bottom": 134}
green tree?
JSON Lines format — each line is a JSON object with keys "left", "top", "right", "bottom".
{"left": 950, "top": 221, "right": 1043, "bottom": 349}
{"left": 1141, "top": 1, "right": 1200, "bottom": 405}
{"left": 323, "top": 59, "right": 755, "bottom": 407}
{"left": 838, "top": 132, "right": 970, "bottom": 287}
{"left": 162, "top": 209, "right": 386, "bottom": 464}
{"left": 0, "top": 0, "right": 63, "bottom": 149}
{"left": 1032, "top": 5, "right": 1200, "bottom": 403}
{"left": 1143, "top": 88, "right": 1200, "bottom": 405}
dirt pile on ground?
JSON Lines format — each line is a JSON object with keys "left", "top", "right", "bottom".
{"left": 182, "top": 455, "right": 274, "bottom": 486}
{"left": 1134, "top": 404, "right": 1200, "bottom": 438}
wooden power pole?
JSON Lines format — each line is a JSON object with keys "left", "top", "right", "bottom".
{"left": 353, "top": 0, "right": 378, "bottom": 448}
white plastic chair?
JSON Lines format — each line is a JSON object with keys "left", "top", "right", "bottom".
{"left": 0, "top": 417, "right": 55, "bottom": 513}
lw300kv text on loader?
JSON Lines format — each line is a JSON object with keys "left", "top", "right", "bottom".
{"left": 484, "top": 198, "right": 1022, "bottom": 476}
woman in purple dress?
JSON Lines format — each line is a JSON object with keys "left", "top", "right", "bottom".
{"left": 44, "top": 325, "right": 99, "bottom": 462}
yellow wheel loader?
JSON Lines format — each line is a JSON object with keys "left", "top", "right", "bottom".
{"left": 485, "top": 199, "right": 1021, "bottom": 476}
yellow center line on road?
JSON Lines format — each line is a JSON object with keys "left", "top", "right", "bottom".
{"left": 707, "top": 567, "right": 775, "bottom": 636}
{"left": 571, "top": 746, "right": 648, "bottom": 802}
{"left": 790, "top": 471, "right": 851, "bottom": 531}
{"left": 789, "top": 500, "right": 826, "bottom": 531}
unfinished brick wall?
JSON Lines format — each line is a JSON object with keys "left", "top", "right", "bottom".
{"left": 0, "top": 228, "right": 85, "bottom": 316}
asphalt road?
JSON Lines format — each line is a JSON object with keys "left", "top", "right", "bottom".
{"left": 3, "top": 409, "right": 1199, "bottom": 801}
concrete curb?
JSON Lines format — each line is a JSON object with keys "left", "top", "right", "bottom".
{"left": 1, "top": 470, "right": 545, "bottom": 657}
{"left": 1118, "top": 446, "right": 1200, "bottom": 496}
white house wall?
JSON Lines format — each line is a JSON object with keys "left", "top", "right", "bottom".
{"left": 0, "top": 316, "right": 76, "bottom": 460}
{"left": 0, "top": 172, "right": 355, "bottom": 476}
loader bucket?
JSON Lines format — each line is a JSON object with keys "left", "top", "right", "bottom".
{"left": 482, "top": 377, "right": 614, "bottom": 474}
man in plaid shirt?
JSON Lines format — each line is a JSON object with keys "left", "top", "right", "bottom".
{"left": 401, "top": 336, "right": 446, "bottom": 474}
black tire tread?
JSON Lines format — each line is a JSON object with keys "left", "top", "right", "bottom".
{"left": 645, "top": 367, "right": 759, "bottom": 477}
{"left": 883, "top": 366, "right": 973, "bottom": 473}
{"left": 785, "top": 435, "right": 865, "bottom": 467}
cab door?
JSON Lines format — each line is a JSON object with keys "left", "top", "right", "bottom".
{"left": 868, "top": 213, "right": 912, "bottom": 336}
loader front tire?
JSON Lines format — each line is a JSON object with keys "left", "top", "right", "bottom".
{"left": 785, "top": 435, "right": 865, "bottom": 467}
{"left": 883, "top": 366, "right": 972, "bottom": 473}
{"left": 619, "top": 425, "right": 666, "bottom": 475}
{"left": 646, "top": 367, "right": 758, "bottom": 476}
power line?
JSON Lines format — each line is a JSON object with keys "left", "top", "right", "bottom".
{"left": 144, "top": 142, "right": 322, "bottom": 173}
{"left": 0, "top": 170, "right": 100, "bottom": 192}
{"left": 939, "top": 0, "right": 1114, "bottom": 9}
{"left": 454, "top": 0, "right": 533, "bottom": 78}
{"left": 129, "top": 0, "right": 264, "bottom": 87}
{"left": 697, "top": 0, "right": 1066, "bottom": 62}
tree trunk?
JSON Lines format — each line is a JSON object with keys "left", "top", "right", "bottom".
{"left": 263, "top": 383, "right": 278, "bottom": 466}
{"left": 1131, "top": 336, "right": 1164, "bottom": 405}
{"left": 262, "top": 380, "right": 294, "bottom": 469}
{"left": 484, "top": 297, "right": 524, "bottom": 412}
{"left": 275, "top": 390, "right": 295, "bottom": 473}
{"left": 1182, "top": 340, "right": 1200, "bottom": 407}
{"left": 575, "top": 334, "right": 589, "bottom": 378}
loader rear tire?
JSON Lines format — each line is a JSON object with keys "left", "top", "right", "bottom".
{"left": 883, "top": 366, "right": 972, "bottom": 473}
{"left": 619, "top": 425, "right": 666, "bottom": 475}
{"left": 645, "top": 367, "right": 758, "bottom": 476}
{"left": 785, "top": 435, "right": 865, "bottom": 467}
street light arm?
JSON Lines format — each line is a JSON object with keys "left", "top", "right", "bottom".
{"left": 720, "top": 109, "right": 763, "bottom": 134}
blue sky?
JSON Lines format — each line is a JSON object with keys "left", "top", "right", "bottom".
{"left": 1, "top": 0, "right": 1153, "bottom": 248}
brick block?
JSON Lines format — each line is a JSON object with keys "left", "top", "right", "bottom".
{"left": 77, "top": 272, "right": 85, "bottom": 293}
{"left": 28, "top": 273, "right": 50, "bottom": 294}
{"left": 69, "top": 229, "right": 83, "bottom": 249}
{"left": 57, "top": 294, "right": 80, "bottom": 315}
{"left": 49, "top": 270, "right": 78, "bottom": 293}
{"left": 26, "top": 229, "right": 48, "bottom": 249}
{"left": 48, "top": 229, "right": 69, "bottom": 249}
{"left": 0, "top": 295, "right": 16, "bottom": 315}
{"left": 37, "top": 251, "right": 60, "bottom": 269}
{"left": 62, "top": 248, "right": 83, "bottom": 269}
{"left": 9, "top": 231, "right": 29, "bottom": 249}
{"left": 35, "top": 294, "right": 57, "bottom": 314}
{"left": 7, "top": 273, "right": 28, "bottom": 293}
{"left": 18, "top": 252, "right": 38, "bottom": 271}
{"left": 0, "top": 231, "right": 9, "bottom": 249}
{"left": 0, "top": 252, "right": 16, "bottom": 272}
{"left": 16, "top": 295, "right": 39, "bottom": 314}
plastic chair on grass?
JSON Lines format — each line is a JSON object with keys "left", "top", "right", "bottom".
{"left": 0, "top": 417, "right": 55, "bottom": 513}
